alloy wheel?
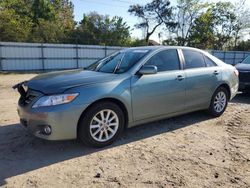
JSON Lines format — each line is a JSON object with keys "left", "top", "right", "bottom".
{"left": 89, "top": 109, "right": 119, "bottom": 142}
{"left": 213, "top": 91, "right": 227, "bottom": 113}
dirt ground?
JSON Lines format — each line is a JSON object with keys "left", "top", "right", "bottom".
{"left": 0, "top": 73, "right": 249, "bottom": 188}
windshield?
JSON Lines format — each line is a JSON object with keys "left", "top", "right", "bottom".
{"left": 86, "top": 49, "right": 150, "bottom": 73}
{"left": 242, "top": 55, "right": 250, "bottom": 64}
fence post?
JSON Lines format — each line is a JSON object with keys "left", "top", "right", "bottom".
{"left": 76, "top": 44, "right": 79, "bottom": 68}
{"left": 243, "top": 51, "right": 246, "bottom": 59}
{"left": 0, "top": 43, "right": 2, "bottom": 71}
{"left": 223, "top": 51, "right": 226, "bottom": 62}
{"left": 233, "top": 51, "right": 236, "bottom": 65}
{"left": 41, "top": 43, "right": 45, "bottom": 70}
{"left": 104, "top": 45, "right": 107, "bottom": 57}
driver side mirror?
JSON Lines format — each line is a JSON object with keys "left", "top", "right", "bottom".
{"left": 138, "top": 65, "right": 158, "bottom": 75}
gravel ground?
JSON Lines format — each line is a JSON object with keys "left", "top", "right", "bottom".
{"left": 0, "top": 73, "right": 249, "bottom": 188}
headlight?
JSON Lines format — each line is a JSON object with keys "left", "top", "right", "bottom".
{"left": 32, "top": 93, "right": 79, "bottom": 108}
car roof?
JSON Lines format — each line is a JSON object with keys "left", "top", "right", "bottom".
{"left": 126, "top": 45, "right": 227, "bottom": 68}
{"left": 126, "top": 46, "right": 204, "bottom": 52}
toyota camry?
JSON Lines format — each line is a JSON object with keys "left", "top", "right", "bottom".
{"left": 13, "top": 46, "right": 239, "bottom": 147}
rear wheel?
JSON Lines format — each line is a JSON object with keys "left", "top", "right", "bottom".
{"left": 208, "top": 87, "right": 229, "bottom": 117}
{"left": 78, "top": 101, "right": 125, "bottom": 148}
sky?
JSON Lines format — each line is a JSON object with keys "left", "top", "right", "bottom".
{"left": 71, "top": 0, "right": 250, "bottom": 42}
{"left": 71, "top": 0, "right": 152, "bottom": 39}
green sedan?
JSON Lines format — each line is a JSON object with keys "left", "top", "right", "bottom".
{"left": 14, "top": 46, "right": 239, "bottom": 147}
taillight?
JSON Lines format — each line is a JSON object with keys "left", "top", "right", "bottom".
{"left": 234, "top": 69, "right": 239, "bottom": 77}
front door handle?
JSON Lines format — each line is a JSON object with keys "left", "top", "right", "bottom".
{"left": 213, "top": 70, "right": 219, "bottom": 75}
{"left": 176, "top": 75, "right": 185, "bottom": 81}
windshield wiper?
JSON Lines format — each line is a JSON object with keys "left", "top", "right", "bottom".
{"left": 95, "top": 56, "right": 116, "bottom": 72}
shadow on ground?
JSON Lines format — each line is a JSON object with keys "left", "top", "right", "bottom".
{"left": 231, "top": 92, "right": 250, "bottom": 104}
{"left": 0, "top": 94, "right": 248, "bottom": 186}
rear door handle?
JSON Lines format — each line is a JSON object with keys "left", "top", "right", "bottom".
{"left": 213, "top": 70, "right": 219, "bottom": 75}
{"left": 176, "top": 75, "right": 185, "bottom": 81}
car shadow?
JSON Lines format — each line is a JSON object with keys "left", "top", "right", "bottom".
{"left": 231, "top": 92, "right": 250, "bottom": 104}
{"left": 0, "top": 93, "right": 248, "bottom": 186}
{"left": 0, "top": 110, "right": 212, "bottom": 186}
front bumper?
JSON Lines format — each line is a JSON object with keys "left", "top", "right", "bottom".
{"left": 17, "top": 102, "right": 88, "bottom": 140}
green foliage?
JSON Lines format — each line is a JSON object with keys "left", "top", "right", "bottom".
{"left": 1, "top": 0, "right": 250, "bottom": 49}
{"left": 0, "top": 0, "right": 75, "bottom": 43}
{"left": 129, "top": 39, "right": 148, "bottom": 47}
{"left": 188, "top": 2, "right": 237, "bottom": 50}
{"left": 210, "top": 2, "right": 237, "bottom": 50}
{"left": 173, "top": 0, "right": 209, "bottom": 45}
{"left": 233, "top": 39, "right": 250, "bottom": 51}
{"left": 188, "top": 10, "right": 215, "bottom": 49}
{"left": 72, "top": 12, "right": 131, "bottom": 46}
{"left": 0, "top": 1, "right": 130, "bottom": 46}
{"left": 30, "top": 19, "right": 65, "bottom": 43}
{"left": 30, "top": 0, "right": 75, "bottom": 43}
{"left": 135, "top": 0, "right": 250, "bottom": 50}
{"left": 0, "top": 0, "right": 33, "bottom": 42}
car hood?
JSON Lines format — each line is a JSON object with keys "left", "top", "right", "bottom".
{"left": 27, "top": 69, "right": 117, "bottom": 94}
{"left": 235, "top": 63, "right": 250, "bottom": 71}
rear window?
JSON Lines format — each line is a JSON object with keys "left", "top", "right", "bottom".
{"left": 242, "top": 55, "right": 250, "bottom": 64}
{"left": 203, "top": 55, "right": 217, "bottom": 67}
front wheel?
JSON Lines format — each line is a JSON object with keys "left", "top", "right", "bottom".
{"left": 208, "top": 87, "right": 229, "bottom": 117}
{"left": 78, "top": 101, "right": 125, "bottom": 148}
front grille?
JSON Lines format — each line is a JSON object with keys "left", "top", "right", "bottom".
{"left": 19, "top": 89, "right": 40, "bottom": 106}
{"left": 239, "top": 71, "right": 250, "bottom": 82}
{"left": 24, "top": 93, "right": 37, "bottom": 104}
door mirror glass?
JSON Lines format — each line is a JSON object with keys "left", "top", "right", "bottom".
{"left": 138, "top": 65, "right": 157, "bottom": 75}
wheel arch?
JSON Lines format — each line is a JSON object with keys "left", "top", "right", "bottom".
{"left": 217, "top": 83, "right": 231, "bottom": 99}
{"left": 77, "top": 97, "right": 129, "bottom": 137}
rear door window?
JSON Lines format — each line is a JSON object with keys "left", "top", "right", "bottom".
{"left": 183, "top": 50, "right": 206, "bottom": 69}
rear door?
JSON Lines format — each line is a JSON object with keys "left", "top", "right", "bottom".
{"left": 181, "top": 49, "right": 221, "bottom": 109}
{"left": 131, "top": 49, "right": 186, "bottom": 121}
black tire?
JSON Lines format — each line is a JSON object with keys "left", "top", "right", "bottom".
{"left": 208, "top": 87, "right": 229, "bottom": 117}
{"left": 78, "top": 101, "right": 125, "bottom": 148}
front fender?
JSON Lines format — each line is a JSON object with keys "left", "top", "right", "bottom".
{"left": 65, "top": 77, "right": 133, "bottom": 123}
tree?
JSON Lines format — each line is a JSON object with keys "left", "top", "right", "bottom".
{"left": 188, "top": 10, "right": 215, "bottom": 49}
{"left": 232, "top": 0, "right": 250, "bottom": 48}
{"left": 0, "top": 0, "right": 33, "bottom": 42}
{"left": 0, "top": 0, "right": 75, "bottom": 43}
{"left": 234, "top": 39, "right": 250, "bottom": 51}
{"left": 188, "top": 2, "right": 237, "bottom": 50}
{"left": 128, "top": 0, "right": 175, "bottom": 43}
{"left": 210, "top": 2, "right": 237, "bottom": 50}
{"left": 129, "top": 38, "right": 148, "bottom": 47}
{"left": 30, "top": 0, "right": 75, "bottom": 43}
{"left": 73, "top": 12, "right": 130, "bottom": 46}
{"left": 173, "top": 0, "right": 208, "bottom": 45}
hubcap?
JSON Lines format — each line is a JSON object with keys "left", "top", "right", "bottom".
{"left": 214, "top": 91, "right": 227, "bottom": 113}
{"left": 90, "top": 109, "right": 119, "bottom": 142}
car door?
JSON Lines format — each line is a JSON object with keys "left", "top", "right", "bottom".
{"left": 131, "top": 49, "right": 186, "bottom": 121}
{"left": 182, "top": 49, "right": 221, "bottom": 110}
